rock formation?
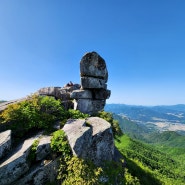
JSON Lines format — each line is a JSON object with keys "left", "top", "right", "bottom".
{"left": 62, "top": 117, "right": 114, "bottom": 166}
{"left": 37, "top": 51, "right": 111, "bottom": 115}
{"left": 71, "top": 52, "right": 111, "bottom": 115}
{"left": 0, "top": 132, "right": 59, "bottom": 185}
{"left": 0, "top": 52, "right": 117, "bottom": 184}
{"left": 0, "top": 134, "right": 41, "bottom": 185}
{"left": 38, "top": 84, "right": 80, "bottom": 109}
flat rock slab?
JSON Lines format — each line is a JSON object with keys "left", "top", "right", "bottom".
{"left": 81, "top": 77, "right": 107, "bottom": 89}
{"left": 0, "top": 130, "right": 11, "bottom": 159}
{"left": 70, "top": 89, "right": 92, "bottom": 99}
{"left": 74, "top": 99, "right": 105, "bottom": 115}
{"left": 0, "top": 134, "right": 41, "bottom": 185}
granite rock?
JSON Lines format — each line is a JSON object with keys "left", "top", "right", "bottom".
{"left": 0, "top": 130, "right": 11, "bottom": 159}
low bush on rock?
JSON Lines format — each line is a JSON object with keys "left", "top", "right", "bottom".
{"left": 0, "top": 95, "right": 88, "bottom": 139}
{"left": 97, "top": 111, "right": 123, "bottom": 137}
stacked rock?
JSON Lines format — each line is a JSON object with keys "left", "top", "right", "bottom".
{"left": 71, "top": 52, "right": 111, "bottom": 115}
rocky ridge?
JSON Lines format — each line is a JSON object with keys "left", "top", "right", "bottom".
{"left": 0, "top": 52, "right": 120, "bottom": 185}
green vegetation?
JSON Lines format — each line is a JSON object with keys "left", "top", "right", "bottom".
{"left": 50, "top": 117, "right": 126, "bottom": 185}
{"left": 28, "top": 139, "right": 39, "bottom": 162}
{"left": 116, "top": 135, "right": 185, "bottom": 185}
{"left": 114, "top": 114, "right": 185, "bottom": 169}
{"left": 2, "top": 96, "right": 185, "bottom": 184}
{"left": 0, "top": 95, "right": 88, "bottom": 140}
{"left": 97, "top": 111, "right": 123, "bottom": 137}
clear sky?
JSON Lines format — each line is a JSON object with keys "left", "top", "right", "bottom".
{"left": 1, "top": 0, "right": 185, "bottom": 105}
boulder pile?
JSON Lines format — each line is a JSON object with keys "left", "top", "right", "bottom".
{"left": 71, "top": 52, "right": 111, "bottom": 115}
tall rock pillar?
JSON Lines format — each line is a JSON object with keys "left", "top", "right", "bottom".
{"left": 71, "top": 52, "right": 111, "bottom": 115}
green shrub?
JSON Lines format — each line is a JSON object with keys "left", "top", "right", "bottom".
{"left": 50, "top": 130, "right": 71, "bottom": 155}
{"left": 27, "top": 139, "right": 39, "bottom": 162}
{"left": 50, "top": 130, "right": 72, "bottom": 182}
{"left": 97, "top": 111, "right": 123, "bottom": 137}
{"left": 63, "top": 156, "right": 103, "bottom": 185}
{"left": 0, "top": 95, "right": 67, "bottom": 137}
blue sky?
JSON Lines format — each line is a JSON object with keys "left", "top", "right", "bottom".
{"left": 0, "top": 0, "right": 185, "bottom": 105}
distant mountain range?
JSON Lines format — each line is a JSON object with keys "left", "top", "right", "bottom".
{"left": 105, "top": 104, "right": 185, "bottom": 133}
{"left": 105, "top": 104, "right": 185, "bottom": 164}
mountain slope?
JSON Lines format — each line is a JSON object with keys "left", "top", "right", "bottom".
{"left": 116, "top": 135, "right": 185, "bottom": 185}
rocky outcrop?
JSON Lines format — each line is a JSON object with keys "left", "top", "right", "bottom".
{"left": 14, "top": 158, "right": 59, "bottom": 185}
{"left": 0, "top": 130, "right": 11, "bottom": 159}
{"left": 63, "top": 117, "right": 114, "bottom": 166}
{"left": 38, "top": 84, "right": 81, "bottom": 110}
{"left": 72, "top": 52, "right": 111, "bottom": 115}
{"left": 0, "top": 134, "right": 41, "bottom": 185}
{"left": 0, "top": 52, "right": 115, "bottom": 184}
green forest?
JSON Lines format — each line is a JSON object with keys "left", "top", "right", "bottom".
{"left": 116, "top": 135, "right": 185, "bottom": 185}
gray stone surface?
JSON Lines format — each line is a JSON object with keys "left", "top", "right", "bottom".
{"left": 63, "top": 119, "right": 92, "bottom": 158}
{"left": 63, "top": 117, "right": 114, "bottom": 166}
{"left": 70, "top": 89, "right": 92, "bottom": 99}
{"left": 81, "top": 77, "right": 107, "bottom": 89}
{"left": 74, "top": 99, "right": 105, "bottom": 115}
{"left": 0, "top": 130, "right": 11, "bottom": 159}
{"left": 14, "top": 158, "right": 60, "bottom": 185}
{"left": 0, "top": 134, "right": 40, "bottom": 185}
{"left": 38, "top": 87, "right": 61, "bottom": 97}
{"left": 86, "top": 117, "right": 114, "bottom": 165}
{"left": 80, "top": 52, "right": 108, "bottom": 81}
{"left": 36, "top": 136, "right": 51, "bottom": 161}
{"left": 93, "top": 89, "right": 111, "bottom": 100}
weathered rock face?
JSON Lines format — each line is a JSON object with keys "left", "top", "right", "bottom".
{"left": 85, "top": 117, "right": 114, "bottom": 165}
{"left": 63, "top": 119, "right": 92, "bottom": 159}
{"left": 80, "top": 51, "right": 108, "bottom": 81}
{"left": 72, "top": 52, "right": 111, "bottom": 115}
{"left": 0, "top": 134, "right": 41, "bottom": 185}
{"left": 14, "top": 158, "right": 59, "bottom": 185}
{"left": 62, "top": 117, "right": 114, "bottom": 166}
{"left": 36, "top": 136, "right": 51, "bottom": 161}
{"left": 0, "top": 130, "right": 11, "bottom": 159}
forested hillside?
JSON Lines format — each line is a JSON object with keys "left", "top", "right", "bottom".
{"left": 116, "top": 135, "right": 185, "bottom": 185}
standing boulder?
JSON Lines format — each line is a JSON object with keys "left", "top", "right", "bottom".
{"left": 72, "top": 52, "right": 111, "bottom": 115}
